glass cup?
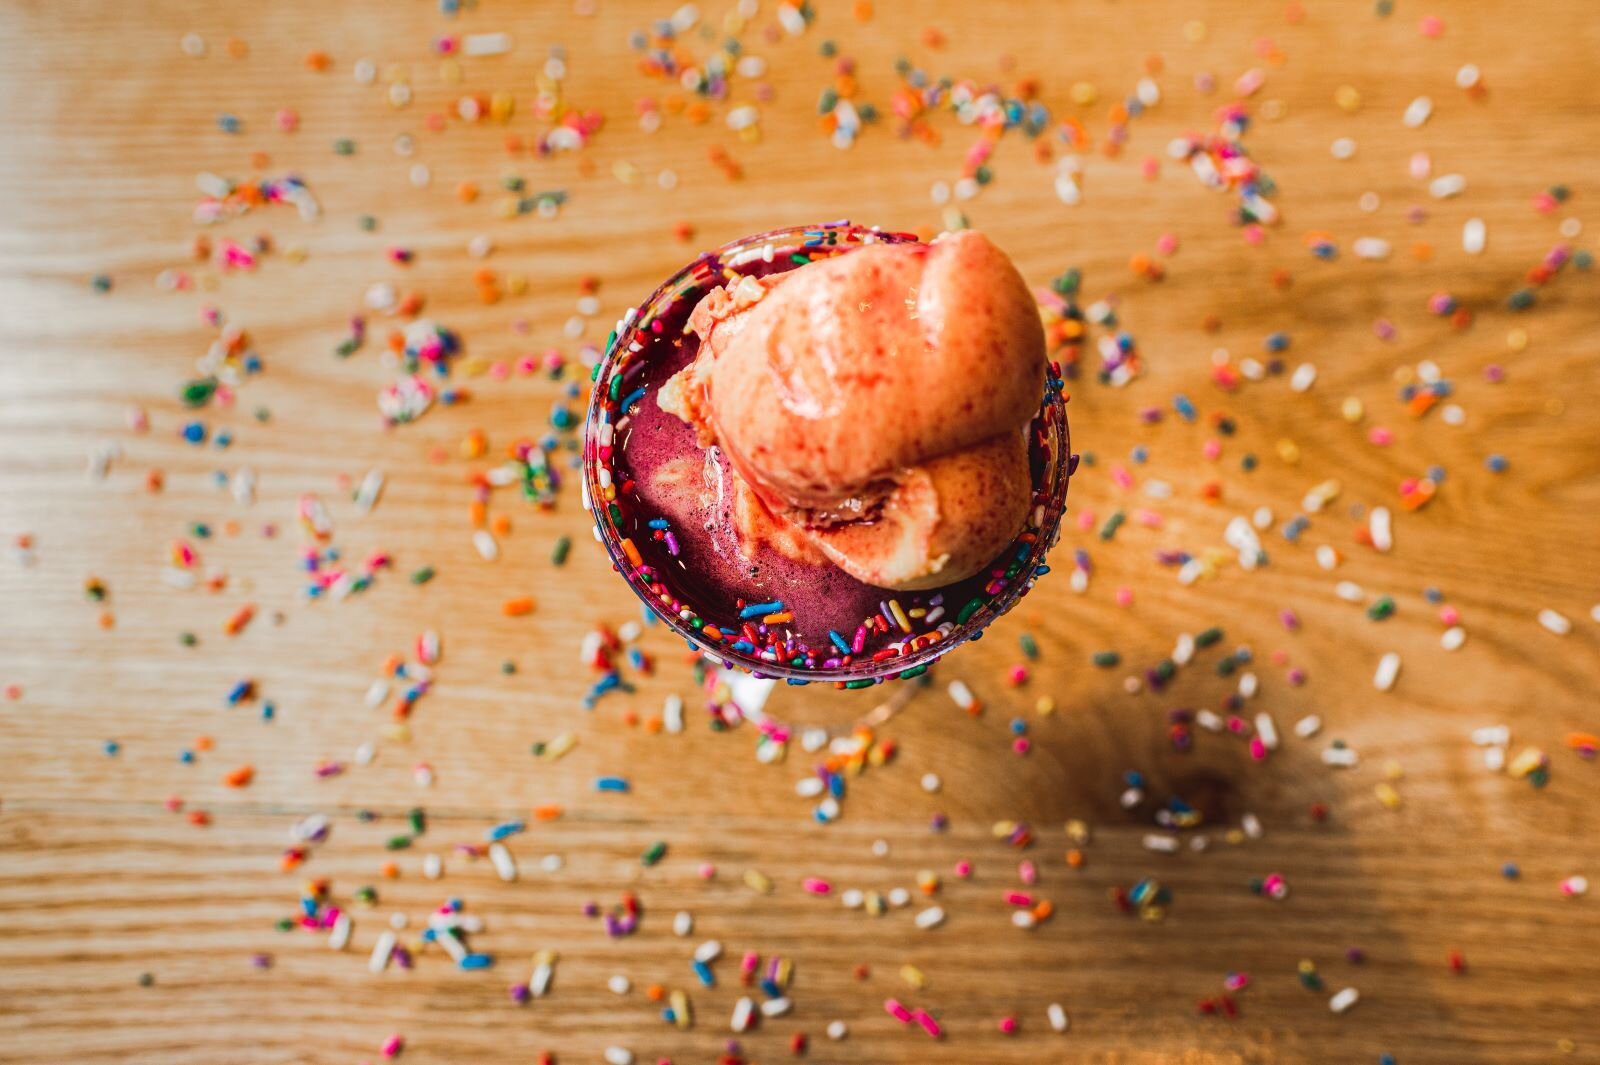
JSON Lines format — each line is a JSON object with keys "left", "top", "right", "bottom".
{"left": 583, "top": 221, "right": 1071, "bottom": 689}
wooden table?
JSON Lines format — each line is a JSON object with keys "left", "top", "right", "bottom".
{"left": 2, "top": 1, "right": 1597, "bottom": 1062}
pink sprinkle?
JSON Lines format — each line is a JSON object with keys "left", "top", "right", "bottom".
{"left": 999, "top": 1016, "right": 1018, "bottom": 1034}
{"left": 1013, "top": 737, "right": 1031, "bottom": 756}
{"left": 275, "top": 108, "right": 299, "bottom": 132}
{"left": 1007, "top": 665, "right": 1028, "bottom": 685}
{"left": 1116, "top": 586, "right": 1134, "bottom": 606}
{"left": 802, "top": 877, "right": 832, "bottom": 895}
{"left": 1018, "top": 860, "right": 1037, "bottom": 885}
{"left": 1418, "top": 14, "right": 1444, "bottom": 37}
{"left": 1111, "top": 465, "right": 1135, "bottom": 489}
{"left": 1368, "top": 426, "right": 1394, "bottom": 446}
{"left": 1270, "top": 649, "right": 1290, "bottom": 665}
{"left": 1249, "top": 736, "right": 1269, "bottom": 761}
{"left": 697, "top": 862, "right": 716, "bottom": 879}
{"left": 885, "top": 999, "right": 914, "bottom": 1024}
{"left": 1440, "top": 606, "right": 1460, "bottom": 625}
{"left": 1141, "top": 156, "right": 1161, "bottom": 181}
{"left": 1234, "top": 67, "right": 1266, "bottom": 96}
{"left": 1280, "top": 609, "right": 1300, "bottom": 630}
{"left": 1133, "top": 510, "right": 1163, "bottom": 529}
{"left": 911, "top": 1009, "right": 944, "bottom": 1039}
{"left": 489, "top": 361, "right": 510, "bottom": 379}
{"left": 1373, "top": 318, "right": 1396, "bottom": 340}
{"left": 1484, "top": 364, "right": 1505, "bottom": 382}
{"left": 1288, "top": 667, "right": 1308, "bottom": 686}
{"left": 954, "top": 860, "right": 972, "bottom": 878}
{"left": 1005, "top": 891, "right": 1034, "bottom": 907}
{"left": 1243, "top": 224, "right": 1266, "bottom": 245}
{"left": 1156, "top": 232, "right": 1179, "bottom": 255}
{"left": 380, "top": 1035, "right": 405, "bottom": 1059}
{"left": 1226, "top": 716, "right": 1248, "bottom": 735}
{"left": 1077, "top": 510, "right": 1096, "bottom": 531}
{"left": 1203, "top": 439, "right": 1222, "bottom": 461}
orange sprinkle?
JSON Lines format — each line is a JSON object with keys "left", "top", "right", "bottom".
{"left": 621, "top": 538, "right": 643, "bottom": 568}
{"left": 186, "top": 810, "right": 211, "bottom": 826}
{"left": 98, "top": 610, "right": 115, "bottom": 629}
{"left": 502, "top": 597, "right": 535, "bottom": 617}
{"left": 646, "top": 984, "right": 666, "bottom": 1002}
{"left": 224, "top": 602, "right": 256, "bottom": 635}
{"left": 470, "top": 501, "right": 487, "bottom": 528}
{"left": 1407, "top": 391, "right": 1439, "bottom": 417}
{"left": 533, "top": 804, "right": 564, "bottom": 821}
{"left": 381, "top": 862, "right": 399, "bottom": 879}
{"left": 1066, "top": 848, "right": 1085, "bottom": 868}
{"left": 491, "top": 514, "right": 512, "bottom": 536}
{"left": 1565, "top": 732, "right": 1599, "bottom": 750}
{"left": 456, "top": 181, "right": 479, "bottom": 203}
{"left": 762, "top": 611, "right": 794, "bottom": 624}
{"left": 644, "top": 716, "right": 663, "bottom": 734}
{"left": 1033, "top": 899, "right": 1054, "bottom": 921}
{"left": 852, "top": 0, "right": 873, "bottom": 20}
{"left": 195, "top": 735, "right": 214, "bottom": 752}
{"left": 223, "top": 765, "right": 254, "bottom": 788}
{"left": 304, "top": 50, "right": 331, "bottom": 72}
{"left": 225, "top": 37, "right": 248, "bottom": 58}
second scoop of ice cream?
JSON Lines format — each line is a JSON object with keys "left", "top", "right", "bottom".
{"left": 658, "top": 229, "right": 1046, "bottom": 591}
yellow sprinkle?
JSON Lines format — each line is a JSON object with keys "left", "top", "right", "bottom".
{"left": 543, "top": 732, "right": 578, "bottom": 760}
{"left": 992, "top": 820, "right": 1018, "bottom": 838}
{"left": 864, "top": 890, "right": 885, "bottom": 916}
{"left": 1182, "top": 19, "right": 1208, "bottom": 42}
{"left": 382, "top": 724, "right": 412, "bottom": 742}
{"left": 1384, "top": 760, "right": 1405, "bottom": 781}
{"left": 489, "top": 91, "right": 515, "bottom": 122}
{"left": 1035, "top": 695, "right": 1056, "bottom": 716}
{"left": 1557, "top": 1038, "right": 1576, "bottom": 1054}
{"left": 1065, "top": 819, "right": 1090, "bottom": 844}
{"left": 1334, "top": 84, "right": 1362, "bottom": 112}
{"left": 1225, "top": 828, "right": 1245, "bottom": 845}
{"left": 1298, "top": 959, "right": 1316, "bottom": 974}
{"left": 1341, "top": 396, "right": 1364, "bottom": 423}
{"left": 899, "top": 965, "right": 925, "bottom": 989}
{"left": 439, "top": 58, "right": 461, "bottom": 83}
{"left": 1507, "top": 747, "right": 1547, "bottom": 778}
{"left": 1507, "top": 328, "right": 1529, "bottom": 351}
{"left": 670, "top": 989, "right": 692, "bottom": 1029}
{"left": 1261, "top": 99, "right": 1288, "bottom": 120}
{"left": 1375, "top": 782, "right": 1402, "bottom": 810}
{"left": 506, "top": 274, "right": 528, "bottom": 296}
{"left": 889, "top": 600, "right": 911, "bottom": 633}
{"left": 1393, "top": 365, "right": 1415, "bottom": 385}
{"left": 533, "top": 949, "right": 557, "bottom": 966}
{"left": 459, "top": 356, "right": 489, "bottom": 378}
{"left": 908, "top": 607, "right": 926, "bottom": 618}
{"left": 743, "top": 869, "right": 773, "bottom": 894}
{"left": 1276, "top": 438, "right": 1300, "bottom": 465}
{"left": 612, "top": 160, "right": 639, "bottom": 185}
{"left": 1142, "top": 905, "right": 1166, "bottom": 923}
{"left": 773, "top": 957, "right": 792, "bottom": 988}
{"left": 1069, "top": 81, "right": 1098, "bottom": 105}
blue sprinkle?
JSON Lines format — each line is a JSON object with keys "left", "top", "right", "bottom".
{"left": 620, "top": 387, "right": 647, "bottom": 413}
{"left": 692, "top": 959, "right": 715, "bottom": 986}
{"left": 1501, "top": 862, "right": 1520, "bottom": 879}
{"left": 217, "top": 113, "right": 241, "bottom": 134}
{"left": 661, "top": 1007, "right": 677, "bottom": 1024}
{"left": 1124, "top": 770, "right": 1145, "bottom": 788}
{"left": 1426, "top": 465, "right": 1446, "bottom": 484}
{"left": 760, "top": 977, "right": 782, "bottom": 998}
{"left": 180, "top": 750, "right": 195, "bottom": 763}
{"left": 459, "top": 953, "right": 495, "bottom": 970}
{"left": 1173, "top": 394, "right": 1197, "bottom": 421}
{"left": 1131, "top": 445, "right": 1148, "bottom": 464}
{"left": 647, "top": 519, "right": 670, "bottom": 529}
{"left": 1485, "top": 454, "right": 1508, "bottom": 473}
{"left": 103, "top": 740, "right": 120, "bottom": 756}
{"left": 1423, "top": 587, "right": 1443, "bottom": 604}
{"left": 261, "top": 702, "right": 275, "bottom": 721}
{"left": 827, "top": 774, "right": 845, "bottom": 799}
{"left": 181, "top": 421, "right": 207, "bottom": 444}
{"left": 1264, "top": 331, "right": 1290, "bottom": 353}
{"left": 594, "top": 776, "right": 630, "bottom": 793}
{"left": 828, "top": 630, "right": 851, "bottom": 654}
{"left": 739, "top": 600, "right": 784, "bottom": 619}
{"left": 488, "top": 820, "right": 526, "bottom": 842}
{"left": 1009, "top": 718, "right": 1027, "bottom": 735}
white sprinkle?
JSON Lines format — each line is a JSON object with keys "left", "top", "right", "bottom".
{"left": 1374, "top": 652, "right": 1401, "bottom": 692}
{"left": 731, "top": 996, "right": 755, "bottom": 1032}
{"left": 180, "top": 32, "right": 206, "bottom": 57}
{"left": 1252, "top": 506, "right": 1273, "bottom": 530}
{"left": 726, "top": 105, "right": 760, "bottom": 130}
{"left": 539, "top": 854, "right": 563, "bottom": 873}
{"left": 1294, "top": 715, "right": 1323, "bottom": 739}
{"left": 887, "top": 887, "right": 911, "bottom": 908}
{"left": 530, "top": 955, "right": 555, "bottom": 997}
{"left": 800, "top": 728, "right": 828, "bottom": 753}
{"left": 462, "top": 32, "right": 513, "bottom": 56}
{"left": 1456, "top": 63, "right": 1481, "bottom": 89}
{"left": 423, "top": 853, "right": 442, "bottom": 880}
{"left": 1316, "top": 544, "right": 1339, "bottom": 570}
{"left": 795, "top": 777, "right": 824, "bottom": 798}
{"left": 840, "top": 889, "right": 864, "bottom": 909}
{"left": 1330, "top": 137, "right": 1357, "bottom": 160}
{"left": 1336, "top": 580, "right": 1365, "bottom": 603}
{"left": 1562, "top": 875, "right": 1589, "bottom": 897}
{"left": 1539, "top": 608, "right": 1572, "bottom": 635}
{"left": 915, "top": 906, "right": 946, "bottom": 930}
{"left": 1290, "top": 362, "right": 1317, "bottom": 392}
{"left": 1255, "top": 713, "right": 1280, "bottom": 751}
{"left": 1322, "top": 746, "right": 1359, "bottom": 768}
{"left": 1120, "top": 788, "right": 1145, "bottom": 809}
{"left": 1142, "top": 833, "right": 1180, "bottom": 854}
{"left": 369, "top": 930, "right": 396, "bottom": 972}
{"left": 920, "top": 773, "right": 941, "bottom": 793}
{"left": 609, "top": 974, "right": 631, "bottom": 995}
{"left": 1559, "top": 217, "right": 1582, "bottom": 238}
{"left": 603, "top": 1048, "right": 634, "bottom": 1065}
{"left": 489, "top": 843, "right": 517, "bottom": 882}
{"left": 1484, "top": 747, "right": 1506, "bottom": 772}
{"left": 1441, "top": 626, "right": 1466, "bottom": 651}
{"left": 329, "top": 912, "right": 352, "bottom": 950}
{"left": 161, "top": 567, "right": 196, "bottom": 590}
{"left": 776, "top": 1, "right": 805, "bottom": 33}
{"left": 663, "top": 694, "right": 684, "bottom": 734}
{"left": 1353, "top": 237, "right": 1392, "bottom": 261}
{"left": 1238, "top": 671, "right": 1259, "bottom": 699}
{"left": 827, "top": 1020, "right": 849, "bottom": 1040}
{"left": 1418, "top": 360, "right": 1441, "bottom": 385}
{"left": 1402, "top": 96, "right": 1433, "bottom": 128}
{"left": 1358, "top": 191, "right": 1381, "bottom": 212}
{"left": 1069, "top": 567, "right": 1089, "bottom": 593}
{"left": 673, "top": 911, "right": 693, "bottom": 937}
{"left": 871, "top": 839, "right": 890, "bottom": 857}
{"left": 761, "top": 996, "right": 793, "bottom": 1018}
{"left": 694, "top": 939, "right": 722, "bottom": 963}
{"left": 1471, "top": 725, "right": 1510, "bottom": 748}
{"left": 1441, "top": 403, "right": 1465, "bottom": 426}
{"left": 1241, "top": 813, "right": 1264, "bottom": 840}
{"left": 1329, "top": 987, "right": 1360, "bottom": 1014}
{"left": 735, "top": 55, "right": 766, "bottom": 78}
{"left": 1172, "top": 633, "right": 1195, "bottom": 666}
{"left": 1369, "top": 506, "right": 1393, "bottom": 553}
{"left": 230, "top": 466, "right": 257, "bottom": 505}
{"left": 467, "top": 234, "right": 494, "bottom": 259}
{"left": 1196, "top": 710, "right": 1225, "bottom": 732}
{"left": 473, "top": 530, "right": 499, "bottom": 561}
{"left": 1048, "top": 1002, "right": 1070, "bottom": 1032}
{"left": 947, "top": 680, "right": 977, "bottom": 712}
{"left": 409, "top": 164, "right": 430, "bottom": 189}
{"left": 1429, "top": 173, "right": 1467, "bottom": 198}
{"left": 353, "top": 58, "right": 376, "bottom": 84}
{"left": 354, "top": 469, "right": 385, "bottom": 513}
{"left": 1012, "top": 909, "right": 1037, "bottom": 929}
{"left": 1463, "top": 218, "right": 1487, "bottom": 255}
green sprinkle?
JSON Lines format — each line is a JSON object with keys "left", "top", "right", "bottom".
{"left": 1507, "top": 288, "right": 1535, "bottom": 311}
{"left": 275, "top": 918, "right": 295, "bottom": 932}
{"left": 1099, "top": 511, "right": 1126, "bottom": 541}
{"left": 410, "top": 566, "right": 435, "bottom": 585}
{"left": 1194, "top": 627, "right": 1224, "bottom": 649}
{"left": 181, "top": 378, "right": 218, "bottom": 407}
{"left": 531, "top": 741, "right": 546, "bottom": 757}
{"left": 1216, "top": 657, "right": 1237, "bottom": 677}
{"left": 1367, "top": 596, "right": 1395, "bottom": 621}
{"left": 179, "top": 631, "right": 198, "bottom": 647}
{"left": 1019, "top": 633, "right": 1039, "bottom": 660}
{"left": 408, "top": 808, "right": 426, "bottom": 835}
{"left": 501, "top": 660, "right": 516, "bottom": 674}
{"left": 844, "top": 679, "right": 875, "bottom": 689}
{"left": 641, "top": 841, "right": 668, "bottom": 866}
{"left": 957, "top": 597, "right": 985, "bottom": 625}
{"left": 333, "top": 137, "right": 356, "bottom": 155}
{"left": 790, "top": 253, "right": 812, "bottom": 265}
{"left": 897, "top": 664, "right": 928, "bottom": 680}
{"left": 385, "top": 835, "right": 412, "bottom": 851}
{"left": 1092, "top": 651, "right": 1120, "bottom": 668}
{"left": 551, "top": 536, "right": 572, "bottom": 567}
{"left": 1154, "top": 659, "right": 1175, "bottom": 681}
{"left": 608, "top": 373, "right": 622, "bottom": 402}
{"left": 358, "top": 214, "right": 378, "bottom": 231}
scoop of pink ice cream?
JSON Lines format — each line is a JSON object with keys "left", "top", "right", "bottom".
{"left": 659, "top": 230, "right": 1044, "bottom": 590}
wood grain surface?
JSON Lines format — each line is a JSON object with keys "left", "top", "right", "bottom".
{"left": 1, "top": 1, "right": 1598, "bottom": 1063}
